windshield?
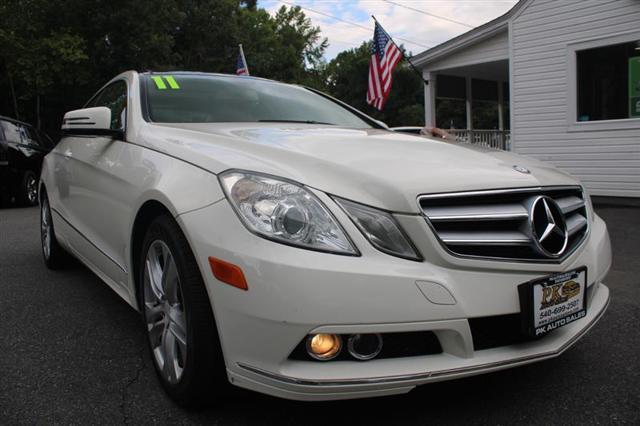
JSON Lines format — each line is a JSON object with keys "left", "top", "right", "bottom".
{"left": 143, "top": 74, "right": 373, "bottom": 128}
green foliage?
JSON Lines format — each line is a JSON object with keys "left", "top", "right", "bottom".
{"left": 14, "top": 32, "right": 89, "bottom": 96}
{"left": 236, "top": 5, "right": 328, "bottom": 88}
{"left": 0, "top": 0, "right": 330, "bottom": 136}
{"left": 323, "top": 42, "right": 424, "bottom": 127}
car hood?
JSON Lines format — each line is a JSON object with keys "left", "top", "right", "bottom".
{"left": 141, "top": 123, "right": 579, "bottom": 213}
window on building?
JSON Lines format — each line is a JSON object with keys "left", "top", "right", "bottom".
{"left": 472, "top": 79, "right": 499, "bottom": 129}
{"left": 577, "top": 40, "right": 640, "bottom": 121}
{"left": 435, "top": 75, "right": 466, "bottom": 129}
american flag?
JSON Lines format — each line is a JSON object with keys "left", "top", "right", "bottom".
{"left": 236, "top": 44, "right": 250, "bottom": 76}
{"left": 367, "top": 22, "right": 403, "bottom": 110}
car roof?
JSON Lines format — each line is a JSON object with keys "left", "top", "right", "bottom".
{"left": 139, "top": 70, "right": 287, "bottom": 85}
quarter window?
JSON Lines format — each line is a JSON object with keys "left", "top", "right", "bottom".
{"left": 577, "top": 40, "right": 640, "bottom": 121}
{"left": 88, "top": 81, "right": 128, "bottom": 131}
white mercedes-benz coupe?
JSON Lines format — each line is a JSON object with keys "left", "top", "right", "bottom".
{"left": 40, "top": 71, "right": 611, "bottom": 406}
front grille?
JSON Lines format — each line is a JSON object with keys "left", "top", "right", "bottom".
{"left": 419, "top": 186, "right": 589, "bottom": 261}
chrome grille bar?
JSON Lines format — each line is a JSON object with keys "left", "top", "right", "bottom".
{"left": 439, "top": 231, "right": 530, "bottom": 246}
{"left": 423, "top": 204, "right": 528, "bottom": 222}
{"left": 566, "top": 214, "right": 588, "bottom": 236}
{"left": 556, "top": 196, "right": 585, "bottom": 214}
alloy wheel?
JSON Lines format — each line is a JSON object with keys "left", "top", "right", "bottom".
{"left": 143, "top": 240, "right": 188, "bottom": 385}
{"left": 27, "top": 175, "right": 38, "bottom": 205}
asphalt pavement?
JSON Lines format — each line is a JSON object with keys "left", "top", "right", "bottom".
{"left": 1, "top": 203, "right": 638, "bottom": 425}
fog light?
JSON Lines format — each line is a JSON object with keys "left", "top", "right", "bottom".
{"left": 306, "top": 334, "right": 342, "bottom": 360}
{"left": 348, "top": 333, "right": 383, "bottom": 361}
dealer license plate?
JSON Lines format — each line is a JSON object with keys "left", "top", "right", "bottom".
{"left": 518, "top": 267, "right": 587, "bottom": 337}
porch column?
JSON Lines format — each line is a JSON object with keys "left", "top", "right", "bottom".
{"left": 423, "top": 70, "right": 436, "bottom": 127}
{"left": 497, "top": 81, "right": 504, "bottom": 131}
{"left": 465, "top": 76, "right": 472, "bottom": 130}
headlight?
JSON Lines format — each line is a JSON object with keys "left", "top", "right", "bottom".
{"left": 334, "top": 197, "right": 422, "bottom": 261}
{"left": 219, "top": 170, "right": 358, "bottom": 255}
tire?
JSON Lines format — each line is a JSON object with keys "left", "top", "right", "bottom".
{"left": 41, "top": 191, "right": 71, "bottom": 269}
{"left": 20, "top": 170, "right": 39, "bottom": 206}
{"left": 139, "top": 215, "right": 226, "bottom": 408}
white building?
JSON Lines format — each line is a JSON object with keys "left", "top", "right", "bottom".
{"left": 413, "top": 0, "right": 640, "bottom": 198}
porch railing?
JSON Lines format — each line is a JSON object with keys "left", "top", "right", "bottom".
{"left": 447, "top": 129, "right": 511, "bottom": 150}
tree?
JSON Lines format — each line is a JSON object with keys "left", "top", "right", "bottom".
{"left": 0, "top": 0, "right": 183, "bottom": 131}
{"left": 323, "top": 42, "right": 424, "bottom": 127}
{"left": 0, "top": 0, "right": 89, "bottom": 127}
{"left": 0, "top": 1, "right": 330, "bottom": 137}
{"left": 0, "top": 0, "right": 421, "bottom": 137}
{"left": 173, "top": 0, "right": 240, "bottom": 72}
{"left": 237, "top": 5, "right": 327, "bottom": 86}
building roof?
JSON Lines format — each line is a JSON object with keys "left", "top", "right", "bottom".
{"left": 411, "top": 0, "right": 529, "bottom": 67}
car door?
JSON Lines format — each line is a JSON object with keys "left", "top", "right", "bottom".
{"left": 21, "top": 124, "right": 51, "bottom": 175}
{"left": 55, "top": 80, "right": 134, "bottom": 290}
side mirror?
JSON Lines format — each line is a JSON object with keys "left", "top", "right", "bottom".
{"left": 61, "top": 107, "right": 123, "bottom": 139}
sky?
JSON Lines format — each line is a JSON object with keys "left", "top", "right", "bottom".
{"left": 261, "top": 0, "right": 519, "bottom": 60}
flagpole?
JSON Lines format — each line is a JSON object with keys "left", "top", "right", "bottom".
{"left": 371, "top": 16, "right": 429, "bottom": 86}
{"left": 238, "top": 43, "right": 250, "bottom": 76}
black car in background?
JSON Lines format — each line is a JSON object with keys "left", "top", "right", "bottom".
{"left": 0, "top": 116, "right": 55, "bottom": 206}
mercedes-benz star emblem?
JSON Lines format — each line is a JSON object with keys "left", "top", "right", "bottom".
{"left": 513, "top": 165, "right": 530, "bottom": 174}
{"left": 530, "top": 196, "right": 568, "bottom": 258}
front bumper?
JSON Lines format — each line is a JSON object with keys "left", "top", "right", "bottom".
{"left": 231, "top": 284, "right": 608, "bottom": 400}
{"left": 178, "top": 194, "right": 612, "bottom": 401}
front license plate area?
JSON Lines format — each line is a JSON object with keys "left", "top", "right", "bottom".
{"left": 518, "top": 267, "right": 587, "bottom": 337}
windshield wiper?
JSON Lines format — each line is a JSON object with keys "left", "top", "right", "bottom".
{"left": 258, "top": 119, "right": 335, "bottom": 125}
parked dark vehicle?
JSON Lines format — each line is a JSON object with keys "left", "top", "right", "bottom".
{"left": 0, "top": 116, "right": 55, "bottom": 206}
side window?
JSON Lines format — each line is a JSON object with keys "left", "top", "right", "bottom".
{"left": 18, "top": 125, "right": 40, "bottom": 148}
{"left": 1, "top": 121, "right": 51, "bottom": 149}
{"left": 90, "top": 81, "right": 128, "bottom": 131}
{"left": 1, "top": 121, "right": 23, "bottom": 144}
